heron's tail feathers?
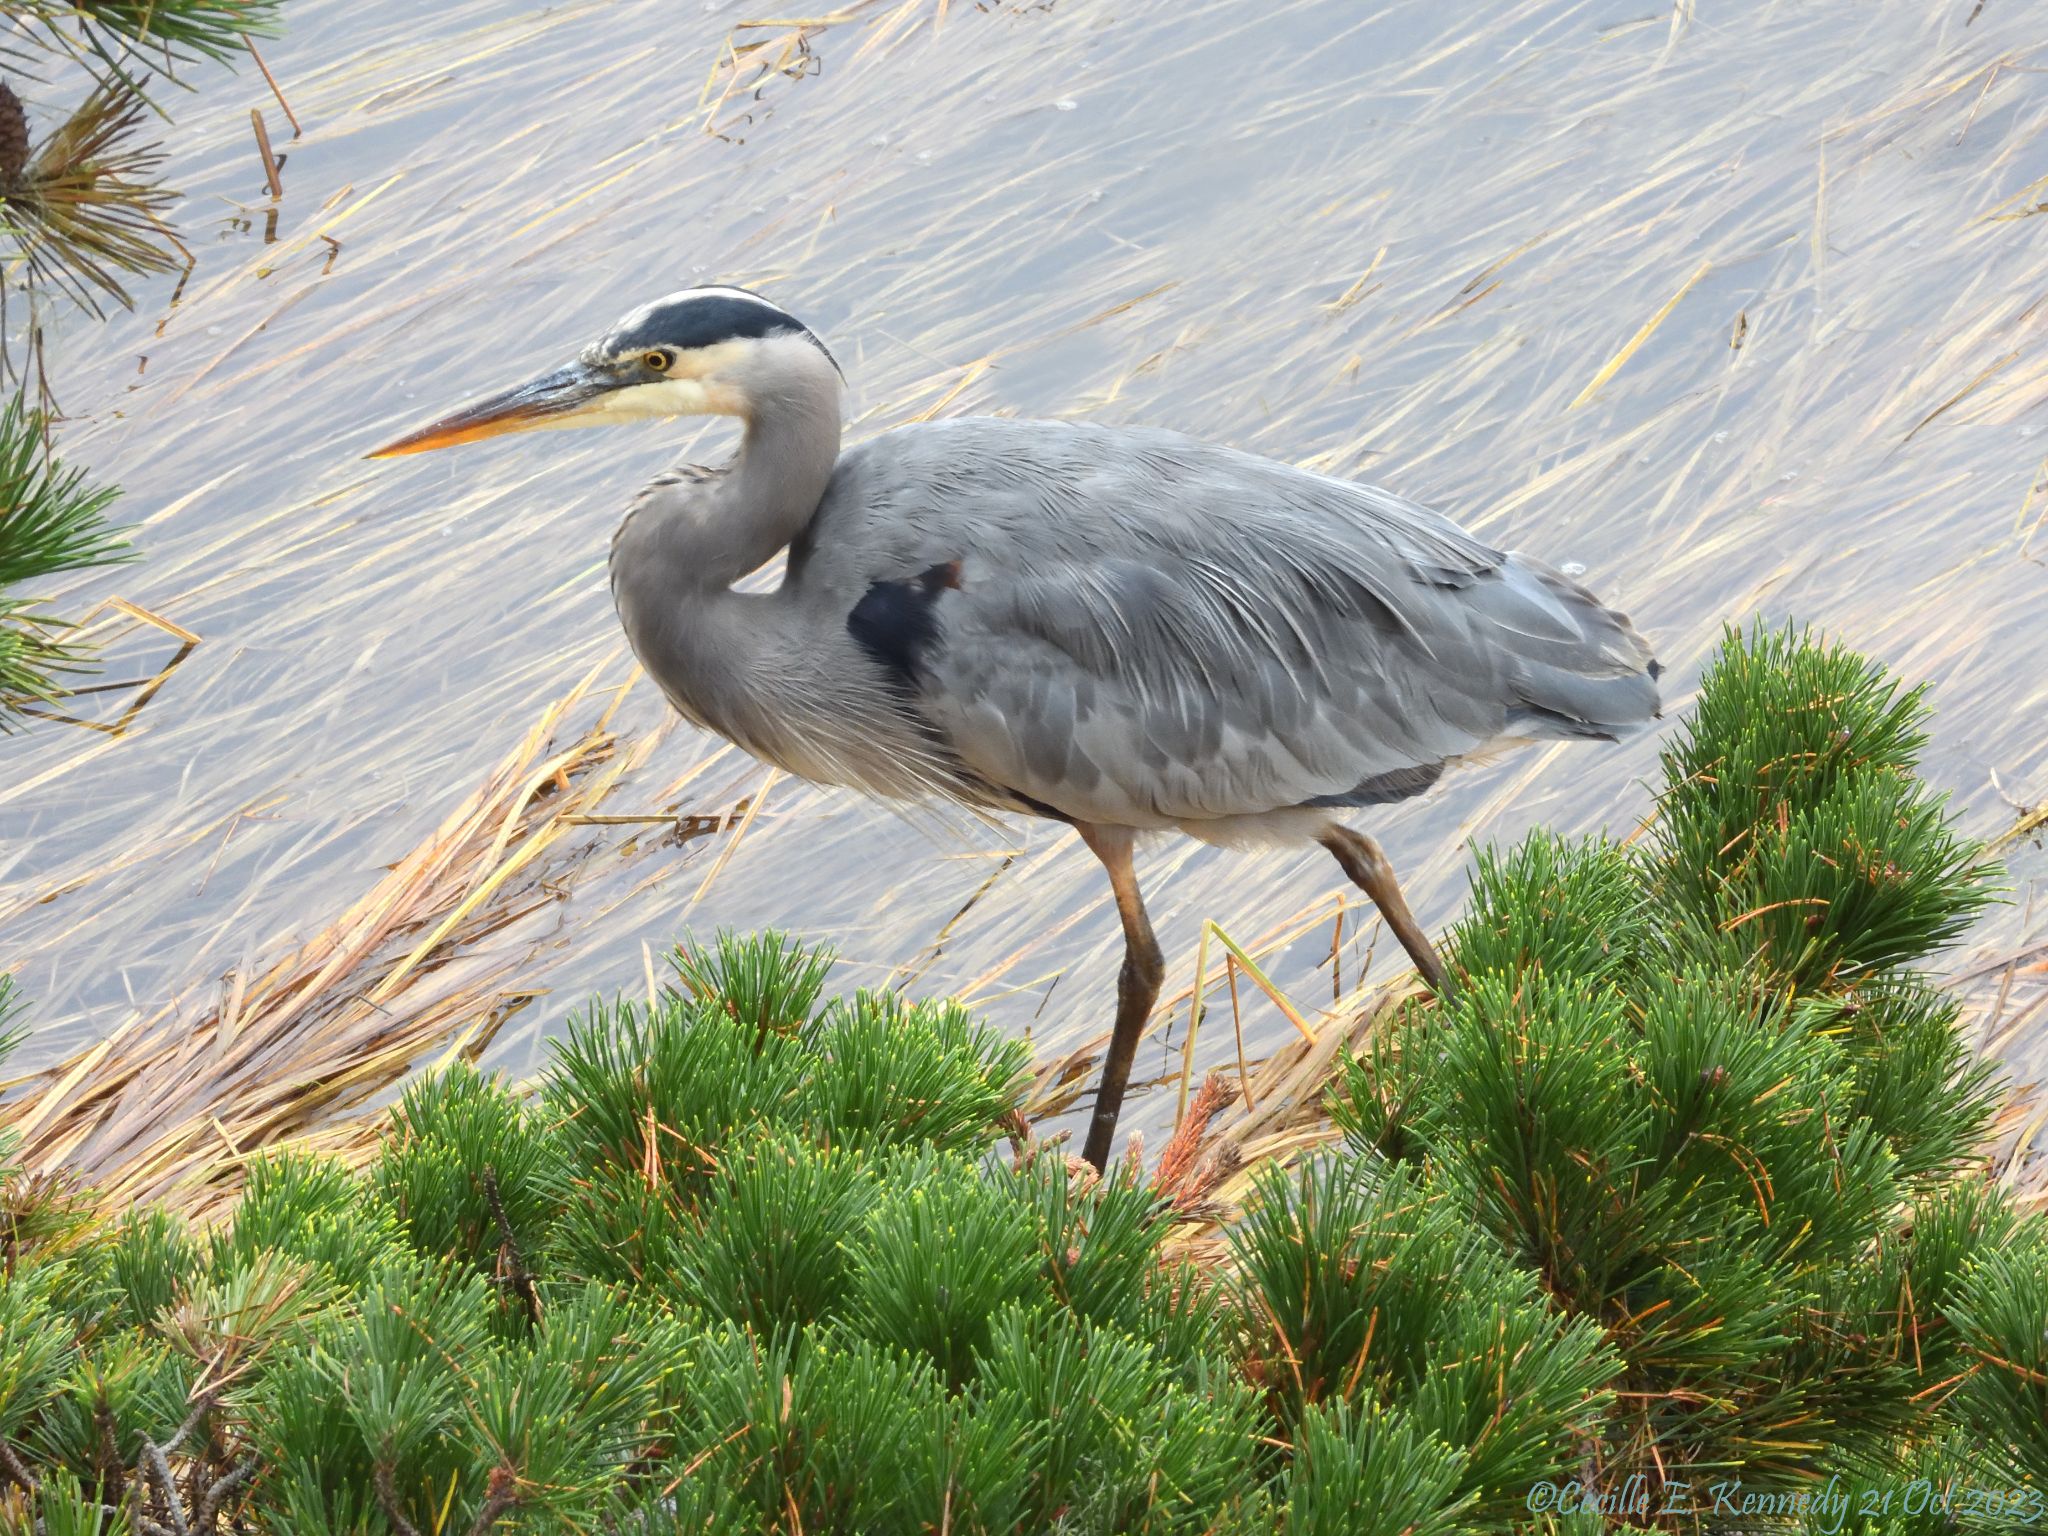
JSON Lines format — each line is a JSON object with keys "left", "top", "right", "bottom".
{"left": 1490, "top": 554, "right": 1661, "bottom": 743}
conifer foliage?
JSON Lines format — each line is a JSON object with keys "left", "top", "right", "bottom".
{"left": 1323, "top": 626, "right": 2040, "bottom": 1529}
{"left": 2, "top": 0, "right": 280, "bottom": 719}
{"left": 3, "top": 0, "right": 284, "bottom": 323}
{"left": 0, "top": 395, "right": 126, "bottom": 724}
{"left": 1, "top": 628, "right": 2045, "bottom": 1535}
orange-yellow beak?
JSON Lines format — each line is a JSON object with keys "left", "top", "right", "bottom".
{"left": 367, "top": 359, "right": 615, "bottom": 458}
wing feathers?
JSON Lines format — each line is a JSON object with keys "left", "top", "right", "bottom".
{"left": 801, "top": 418, "right": 1658, "bottom": 826}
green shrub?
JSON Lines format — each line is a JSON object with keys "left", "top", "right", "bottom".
{"left": 1648, "top": 626, "right": 1990, "bottom": 989}
{"left": 1231, "top": 1157, "right": 1618, "bottom": 1524}
{"left": 1, "top": 628, "right": 2044, "bottom": 1534}
{"left": 1321, "top": 623, "right": 2039, "bottom": 1518}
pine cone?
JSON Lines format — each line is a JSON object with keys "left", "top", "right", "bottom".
{"left": 0, "top": 79, "right": 28, "bottom": 189}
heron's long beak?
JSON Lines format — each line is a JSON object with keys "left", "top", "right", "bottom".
{"left": 367, "top": 359, "right": 616, "bottom": 458}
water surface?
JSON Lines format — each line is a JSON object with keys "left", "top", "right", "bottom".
{"left": 8, "top": 0, "right": 2047, "bottom": 1157}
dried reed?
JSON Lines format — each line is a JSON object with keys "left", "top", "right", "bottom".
{"left": 0, "top": 662, "right": 667, "bottom": 1219}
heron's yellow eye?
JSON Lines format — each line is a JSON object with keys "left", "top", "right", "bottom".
{"left": 643, "top": 349, "right": 675, "bottom": 372}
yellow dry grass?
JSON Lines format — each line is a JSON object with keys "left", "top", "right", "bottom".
{"left": 0, "top": 662, "right": 671, "bottom": 1219}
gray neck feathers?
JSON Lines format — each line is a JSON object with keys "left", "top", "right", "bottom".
{"left": 681, "top": 338, "right": 844, "bottom": 590}
{"left": 612, "top": 335, "right": 842, "bottom": 594}
{"left": 608, "top": 336, "right": 844, "bottom": 758}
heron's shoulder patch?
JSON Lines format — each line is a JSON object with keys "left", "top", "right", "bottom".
{"left": 848, "top": 561, "right": 964, "bottom": 689}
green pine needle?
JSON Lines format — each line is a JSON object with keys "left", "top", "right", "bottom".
{"left": 0, "top": 390, "right": 129, "bottom": 721}
{"left": 10, "top": 0, "right": 283, "bottom": 76}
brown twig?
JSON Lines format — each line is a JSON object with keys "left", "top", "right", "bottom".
{"left": 162, "top": 1385, "right": 219, "bottom": 1458}
{"left": 250, "top": 110, "right": 282, "bottom": 199}
{"left": 1154, "top": 1073, "right": 1231, "bottom": 1202}
{"left": 139, "top": 1439, "right": 190, "bottom": 1536}
{"left": 374, "top": 1460, "right": 423, "bottom": 1536}
{"left": 194, "top": 1454, "right": 259, "bottom": 1532}
{"left": 94, "top": 1397, "right": 126, "bottom": 1506}
{"left": 242, "top": 35, "right": 301, "bottom": 136}
{"left": 482, "top": 1165, "right": 541, "bottom": 1327}
{"left": 0, "top": 1437, "right": 37, "bottom": 1493}
{"left": 466, "top": 1465, "right": 520, "bottom": 1536}
{"left": 1182, "top": 1142, "right": 1243, "bottom": 1209}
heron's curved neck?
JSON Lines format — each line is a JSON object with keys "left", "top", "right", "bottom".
{"left": 688, "top": 390, "right": 843, "bottom": 590}
{"left": 609, "top": 353, "right": 844, "bottom": 760}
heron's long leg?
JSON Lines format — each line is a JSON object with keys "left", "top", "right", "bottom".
{"left": 1076, "top": 823, "right": 1164, "bottom": 1172}
{"left": 1320, "top": 825, "right": 1448, "bottom": 993}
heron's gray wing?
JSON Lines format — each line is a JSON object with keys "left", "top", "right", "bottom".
{"left": 808, "top": 418, "right": 1658, "bottom": 827}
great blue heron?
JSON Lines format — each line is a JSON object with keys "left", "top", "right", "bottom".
{"left": 371, "top": 286, "right": 1660, "bottom": 1170}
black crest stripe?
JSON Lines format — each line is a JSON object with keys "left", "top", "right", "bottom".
{"left": 604, "top": 290, "right": 839, "bottom": 373}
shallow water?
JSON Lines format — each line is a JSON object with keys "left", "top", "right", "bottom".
{"left": 7, "top": 0, "right": 2048, "bottom": 1156}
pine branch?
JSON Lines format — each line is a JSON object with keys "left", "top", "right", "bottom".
{"left": 1, "top": 84, "right": 179, "bottom": 318}
{"left": 0, "top": 376, "right": 129, "bottom": 720}
{"left": 465, "top": 1466, "right": 519, "bottom": 1536}
{"left": 0, "top": 391, "right": 126, "bottom": 588}
{"left": 372, "top": 1460, "right": 422, "bottom": 1536}
{"left": 0, "top": 1436, "right": 37, "bottom": 1493}
{"left": 6, "top": 0, "right": 284, "bottom": 79}
{"left": 1, "top": 843, "right": 2039, "bottom": 1536}
{"left": 0, "top": 974, "right": 22, "bottom": 1062}
{"left": 137, "top": 1438, "right": 190, "bottom": 1536}
{"left": 193, "top": 1454, "right": 258, "bottom": 1532}
{"left": 481, "top": 1164, "right": 540, "bottom": 1327}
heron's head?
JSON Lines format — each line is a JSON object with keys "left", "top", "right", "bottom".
{"left": 368, "top": 286, "right": 839, "bottom": 457}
